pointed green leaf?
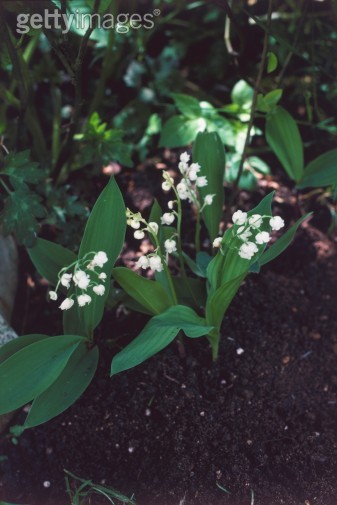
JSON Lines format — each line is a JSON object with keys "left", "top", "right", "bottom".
{"left": 159, "top": 115, "right": 206, "bottom": 148}
{"left": 192, "top": 131, "right": 226, "bottom": 241}
{"left": 24, "top": 343, "right": 99, "bottom": 428}
{"left": 0, "top": 335, "right": 84, "bottom": 414}
{"left": 112, "top": 267, "right": 173, "bottom": 315}
{"left": 111, "top": 306, "right": 213, "bottom": 375}
{"left": 28, "top": 238, "right": 77, "bottom": 286}
{"left": 297, "top": 149, "right": 337, "bottom": 189}
{"left": 266, "top": 106, "right": 304, "bottom": 182}
{"left": 171, "top": 93, "right": 202, "bottom": 118}
{"left": 206, "top": 274, "right": 246, "bottom": 329}
{"left": 0, "top": 334, "right": 49, "bottom": 365}
{"left": 267, "top": 52, "right": 278, "bottom": 73}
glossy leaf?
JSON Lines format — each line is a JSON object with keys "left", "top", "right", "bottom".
{"left": 192, "top": 131, "right": 226, "bottom": 241}
{"left": 297, "top": 149, "right": 337, "bottom": 189}
{"left": 266, "top": 106, "right": 304, "bottom": 182}
{"left": 159, "top": 115, "right": 206, "bottom": 148}
{"left": 111, "top": 305, "right": 213, "bottom": 375}
{"left": 0, "top": 335, "right": 84, "bottom": 414}
{"left": 0, "top": 334, "right": 49, "bottom": 365}
{"left": 171, "top": 93, "right": 202, "bottom": 118}
{"left": 24, "top": 343, "right": 99, "bottom": 428}
{"left": 28, "top": 238, "right": 76, "bottom": 286}
{"left": 64, "top": 177, "right": 126, "bottom": 337}
{"left": 112, "top": 267, "right": 173, "bottom": 315}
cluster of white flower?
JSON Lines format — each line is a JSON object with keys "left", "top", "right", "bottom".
{"left": 213, "top": 210, "right": 285, "bottom": 260}
{"left": 49, "top": 251, "right": 108, "bottom": 310}
{"left": 162, "top": 152, "right": 215, "bottom": 210}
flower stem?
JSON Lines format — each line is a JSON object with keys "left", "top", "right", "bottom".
{"left": 195, "top": 210, "right": 201, "bottom": 255}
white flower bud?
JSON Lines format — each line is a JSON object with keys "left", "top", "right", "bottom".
{"left": 270, "top": 216, "right": 285, "bottom": 231}
{"left": 232, "top": 210, "right": 248, "bottom": 225}
{"left": 136, "top": 256, "right": 149, "bottom": 269}
{"left": 147, "top": 222, "right": 159, "bottom": 235}
{"left": 178, "top": 161, "right": 188, "bottom": 174}
{"left": 49, "top": 291, "right": 58, "bottom": 301}
{"left": 213, "top": 237, "right": 222, "bottom": 248}
{"left": 93, "top": 251, "right": 108, "bottom": 267}
{"left": 164, "top": 239, "right": 177, "bottom": 254}
{"left": 130, "top": 220, "right": 140, "bottom": 229}
{"left": 60, "top": 273, "right": 72, "bottom": 289}
{"left": 204, "top": 194, "right": 215, "bottom": 206}
{"left": 168, "top": 200, "right": 174, "bottom": 210}
{"left": 180, "top": 152, "right": 190, "bottom": 163}
{"left": 98, "top": 272, "right": 107, "bottom": 280}
{"left": 162, "top": 181, "right": 172, "bottom": 191}
{"left": 248, "top": 214, "right": 263, "bottom": 228}
{"left": 77, "top": 294, "right": 92, "bottom": 307}
{"left": 255, "top": 231, "right": 270, "bottom": 244}
{"left": 149, "top": 255, "right": 163, "bottom": 272}
{"left": 134, "top": 229, "right": 145, "bottom": 240}
{"left": 161, "top": 213, "right": 175, "bottom": 225}
{"left": 93, "top": 285, "right": 105, "bottom": 296}
{"left": 59, "top": 298, "right": 74, "bottom": 310}
{"left": 196, "top": 176, "right": 208, "bottom": 188}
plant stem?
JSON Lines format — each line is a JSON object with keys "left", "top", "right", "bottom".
{"left": 0, "top": 177, "right": 13, "bottom": 195}
{"left": 152, "top": 235, "right": 178, "bottom": 305}
{"left": 226, "top": 0, "right": 273, "bottom": 218}
{"left": 195, "top": 210, "right": 201, "bottom": 255}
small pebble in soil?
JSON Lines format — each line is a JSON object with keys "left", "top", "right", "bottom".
{"left": 236, "top": 347, "right": 244, "bottom": 355}
{"left": 128, "top": 446, "right": 135, "bottom": 453}
{"left": 200, "top": 411, "right": 205, "bottom": 416}
{"left": 145, "top": 408, "right": 151, "bottom": 416}
{"left": 43, "top": 481, "right": 51, "bottom": 488}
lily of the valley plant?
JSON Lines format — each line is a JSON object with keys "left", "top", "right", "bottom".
{"left": 0, "top": 132, "right": 310, "bottom": 429}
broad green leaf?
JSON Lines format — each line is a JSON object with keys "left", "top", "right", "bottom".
{"left": 266, "top": 106, "right": 304, "bottom": 182}
{"left": 297, "top": 149, "right": 337, "bottom": 189}
{"left": 171, "top": 93, "right": 202, "bottom": 118}
{"left": 64, "top": 177, "right": 126, "bottom": 337}
{"left": 192, "top": 131, "right": 226, "bottom": 241}
{"left": 231, "top": 80, "right": 253, "bottom": 109}
{"left": 0, "top": 334, "right": 49, "bottom": 365}
{"left": 258, "top": 213, "right": 312, "bottom": 266}
{"left": 267, "top": 52, "right": 278, "bottom": 73}
{"left": 263, "top": 89, "right": 283, "bottom": 109}
{"left": 159, "top": 115, "right": 206, "bottom": 148}
{"left": 172, "top": 277, "right": 206, "bottom": 309}
{"left": 112, "top": 267, "right": 173, "bottom": 315}
{"left": 0, "top": 335, "right": 84, "bottom": 414}
{"left": 206, "top": 274, "right": 246, "bottom": 330}
{"left": 24, "top": 343, "right": 99, "bottom": 428}
{"left": 111, "top": 305, "right": 213, "bottom": 375}
{"left": 182, "top": 252, "right": 207, "bottom": 278}
{"left": 28, "top": 238, "right": 77, "bottom": 286}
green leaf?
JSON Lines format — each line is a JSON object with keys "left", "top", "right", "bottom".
{"left": 111, "top": 306, "right": 213, "bottom": 375}
{"left": 192, "top": 131, "right": 226, "bottom": 241}
{"left": 0, "top": 335, "right": 84, "bottom": 415}
{"left": 63, "top": 177, "right": 126, "bottom": 337}
{"left": 231, "top": 80, "right": 253, "bottom": 109}
{"left": 266, "top": 106, "right": 304, "bottom": 182}
{"left": 28, "top": 238, "right": 77, "bottom": 286}
{"left": 112, "top": 267, "right": 173, "bottom": 315}
{"left": 24, "top": 343, "right": 99, "bottom": 428}
{"left": 171, "top": 93, "right": 202, "bottom": 118}
{"left": 2, "top": 188, "right": 45, "bottom": 246}
{"left": 267, "top": 52, "right": 278, "bottom": 73}
{"left": 159, "top": 115, "right": 206, "bottom": 148}
{"left": 0, "top": 334, "right": 49, "bottom": 366}
{"left": 2, "top": 150, "right": 44, "bottom": 186}
{"left": 297, "top": 149, "right": 337, "bottom": 189}
{"left": 172, "top": 277, "right": 206, "bottom": 309}
{"left": 206, "top": 274, "right": 246, "bottom": 330}
{"left": 258, "top": 213, "right": 312, "bottom": 267}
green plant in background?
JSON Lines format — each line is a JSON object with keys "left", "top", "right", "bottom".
{"left": 0, "top": 132, "right": 310, "bottom": 429}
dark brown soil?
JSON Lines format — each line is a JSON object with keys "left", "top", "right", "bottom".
{"left": 1, "top": 224, "right": 337, "bottom": 505}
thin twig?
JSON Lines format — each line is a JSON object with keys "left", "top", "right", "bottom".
{"left": 227, "top": 0, "right": 273, "bottom": 216}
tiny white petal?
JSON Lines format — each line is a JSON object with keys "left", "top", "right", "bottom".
{"left": 60, "top": 273, "right": 72, "bottom": 289}
{"left": 136, "top": 256, "right": 149, "bottom": 269}
{"left": 162, "top": 181, "right": 172, "bottom": 191}
{"left": 77, "top": 294, "right": 92, "bottom": 307}
{"left": 232, "top": 210, "right": 247, "bottom": 226}
{"left": 204, "top": 194, "right": 215, "bottom": 206}
{"left": 213, "top": 237, "right": 222, "bottom": 248}
{"left": 93, "top": 285, "right": 105, "bottom": 296}
{"left": 236, "top": 347, "right": 244, "bottom": 355}
{"left": 134, "top": 229, "right": 145, "bottom": 240}
{"left": 147, "top": 222, "right": 159, "bottom": 235}
{"left": 93, "top": 251, "right": 108, "bottom": 267}
{"left": 161, "top": 213, "right": 175, "bottom": 225}
{"left": 168, "top": 200, "right": 174, "bottom": 210}
{"left": 270, "top": 216, "right": 285, "bottom": 231}
{"left": 59, "top": 298, "right": 74, "bottom": 310}
{"left": 196, "top": 176, "right": 208, "bottom": 188}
